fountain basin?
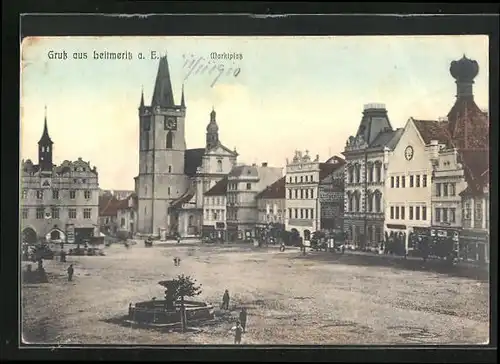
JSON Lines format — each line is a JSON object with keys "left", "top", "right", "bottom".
{"left": 128, "top": 300, "right": 214, "bottom": 325}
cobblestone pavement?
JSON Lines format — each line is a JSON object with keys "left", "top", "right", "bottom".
{"left": 21, "top": 243, "right": 489, "bottom": 345}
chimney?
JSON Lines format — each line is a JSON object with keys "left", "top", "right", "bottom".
{"left": 261, "top": 162, "right": 268, "bottom": 167}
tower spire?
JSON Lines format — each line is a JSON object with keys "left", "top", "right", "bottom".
{"left": 151, "top": 55, "right": 175, "bottom": 107}
{"left": 140, "top": 85, "right": 145, "bottom": 108}
{"left": 181, "top": 83, "right": 186, "bottom": 108}
{"left": 206, "top": 108, "right": 219, "bottom": 149}
{"left": 39, "top": 105, "right": 53, "bottom": 145}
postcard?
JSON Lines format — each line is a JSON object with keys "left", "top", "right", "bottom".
{"left": 20, "top": 35, "right": 490, "bottom": 346}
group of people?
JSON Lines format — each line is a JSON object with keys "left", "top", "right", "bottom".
{"left": 173, "top": 257, "right": 181, "bottom": 266}
{"left": 221, "top": 289, "right": 248, "bottom": 344}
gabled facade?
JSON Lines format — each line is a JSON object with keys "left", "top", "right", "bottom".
{"left": 21, "top": 108, "right": 100, "bottom": 245}
{"left": 202, "top": 176, "right": 228, "bottom": 240}
{"left": 318, "top": 156, "right": 346, "bottom": 232}
{"left": 342, "top": 103, "right": 403, "bottom": 249}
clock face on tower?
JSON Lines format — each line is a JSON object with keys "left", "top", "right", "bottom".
{"left": 404, "top": 145, "right": 414, "bottom": 161}
{"left": 164, "top": 117, "right": 177, "bottom": 130}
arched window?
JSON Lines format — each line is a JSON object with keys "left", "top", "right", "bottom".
{"left": 355, "top": 192, "right": 361, "bottom": 212}
{"left": 368, "top": 163, "right": 374, "bottom": 183}
{"left": 166, "top": 131, "right": 173, "bottom": 149}
{"left": 374, "top": 190, "right": 382, "bottom": 212}
{"left": 375, "top": 162, "right": 382, "bottom": 182}
{"left": 355, "top": 164, "right": 361, "bottom": 183}
{"left": 367, "top": 191, "right": 373, "bottom": 212}
{"left": 217, "top": 160, "right": 223, "bottom": 172}
{"left": 348, "top": 166, "right": 354, "bottom": 184}
{"left": 347, "top": 192, "right": 352, "bottom": 212}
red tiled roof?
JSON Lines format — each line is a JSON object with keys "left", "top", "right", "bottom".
{"left": 256, "top": 176, "right": 285, "bottom": 199}
{"left": 458, "top": 150, "right": 489, "bottom": 196}
{"left": 319, "top": 156, "right": 345, "bottom": 180}
{"left": 204, "top": 177, "right": 228, "bottom": 196}
{"left": 446, "top": 98, "right": 489, "bottom": 150}
{"left": 99, "top": 196, "right": 121, "bottom": 217}
{"left": 413, "top": 119, "right": 452, "bottom": 146}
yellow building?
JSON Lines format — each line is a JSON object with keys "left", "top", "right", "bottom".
{"left": 21, "top": 110, "right": 100, "bottom": 245}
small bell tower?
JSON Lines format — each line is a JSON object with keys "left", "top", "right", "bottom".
{"left": 206, "top": 107, "right": 219, "bottom": 150}
{"left": 38, "top": 106, "right": 54, "bottom": 172}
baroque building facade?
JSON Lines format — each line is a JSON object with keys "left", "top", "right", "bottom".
{"left": 342, "top": 104, "right": 403, "bottom": 249}
{"left": 135, "top": 55, "right": 237, "bottom": 238}
{"left": 226, "top": 163, "right": 283, "bottom": 241}
{"left": 21, "top": 110, "right": 100, "bottom": 245}
{"left": 255, "top": 176, "right": 286, "bottom": 240}
{"left": 318, "top": 156, "right": 346, "bottom": 233}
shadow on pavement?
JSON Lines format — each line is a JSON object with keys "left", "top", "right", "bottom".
{"left": 292, "top": 252, "right": 489, "bottom": 281}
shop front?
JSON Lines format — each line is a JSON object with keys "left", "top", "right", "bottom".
{"left": 215, "top": 222, "right": 226, "bottom": 241}
{"left": 429, "top": 227, "right": 460, "bottom": 260}
{"left": 201, "top": 225, "right": 215, "bottom": 239}
{"left": 384, "top": 224, "right": 407, "bottom": 256}
{"left": 227, "top": 223, "right": 238, "bottom": 242}
{"left": 459, "top": 229, "right": 489, "bottom": 264}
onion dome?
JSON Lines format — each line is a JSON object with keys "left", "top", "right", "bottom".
{"left": 450, "top": 55, "right": 479, "bottom": 83}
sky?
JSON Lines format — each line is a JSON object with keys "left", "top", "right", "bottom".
{"left": 20, "top": 36, "right": 489, "bottom": 190}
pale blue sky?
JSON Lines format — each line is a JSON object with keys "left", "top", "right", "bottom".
{"left": 20, "top": 36, "right": 489, "bottom": 190}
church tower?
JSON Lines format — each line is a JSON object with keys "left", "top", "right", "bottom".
{"left": 136, "top": 55, "right": 189, "bottom": 236}
{"left": 38, "top": 106, "right": 53, "bottom": 172}
{"left": 206, "top": 108, "right": 219, "bottom": 150}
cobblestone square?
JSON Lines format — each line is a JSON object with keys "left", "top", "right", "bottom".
{"left": 22, "top": 243, "right": 489, "bottom": 345}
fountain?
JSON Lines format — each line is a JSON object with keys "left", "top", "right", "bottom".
{"left": 127, "top": 276, "right": 214, "bottom": 328}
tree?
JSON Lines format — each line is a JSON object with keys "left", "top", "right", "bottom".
{"left": 159, "top": 274, "right": 202, "bottom": 332}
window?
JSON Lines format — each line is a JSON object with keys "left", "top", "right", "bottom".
{"left": 52, "top": 190, "right": 59, "bottom": 199}
{"left": 435, "top": 183, "right": 441, "bottom": 196}
{"left": 69, "top": 208, "right": 77, "bottom": 219}
{"left": 288, "top": 189, "right": 292, "bottom": 199}
{"left": 22, "top": 189, "right": 28, "bottom": 199}
{"left": 289, "top": 177, "right": 292, "bottom": 183}
{"left": 294, "top": 190, "right": 298, "bottom": 199}
{"left": 374, "top": 192, "right": 381, "bottom": 212}
{"left": 443, "top": 184, "right": 448, "bottom": 196}
{"left": 294, "top": 208, "right": 298, "bottom": 219}
{"left": 474, "top": 201, "right": 482, "bottom": 221}
{"left": 435, "top": 208, "right": 441, "bottom": 222}
{"left": 375, "top": 163, "right": 382, "bottom": 182}
{"left": 246, "top": 183, "right": 251, "bottom": 190}
{"left": 288, "top": 208, "right": 292, "bottom": 219}
{"left": 83, "top": 209, "right": 91, "bottom": 219}
{"left": 395, "top": 206, "right": 400, "bottom": 219}
{"left": 450, "top": 208, "right": 456, "bottom": 223}
{"left": 348, "top": 167, "right": 354, "bottom": 184}
{"left": 51, "top": 207, "right": 60, "bottom": 219}
{"left": 396, "top": 176, "right": 400, "bottom": 188}
{"left": 168, "top": 165, "right": 172, "bottom": 173}
{"left": 416, "top": 175, "right": 421, "bottom": 187}
{"left": 22, "top": 208, "right": 29, "bottom": 219}
{"left": 442, "top": 208, "right": 448, "bottom": 222}
{"left": 166, "top": 131, "right": 173, "bottom": 149}
{"left": 390, "top": 206, "right": 394, "bottom": 219}
{"left": 368, "top": 164, "right": 374, "bottom": 182}
{"left": 390, "top": 176, "right": 394, "bottom": 188}
{"left": 310, "top": 209, "right": 314, "bottom": 219}
{"left": 422, "top": 175, "right": 427, "bottom": 187}
{"left": 70, "top": 190, "right": 76, "bottom": 199}
{"left": 121, "top": 217, "right": 125, "bottom": 227}
{"left": 143, "top": 116, "right": 151, "bottom": 131}
{"left": 36, "top": 208, "right": 44, "bottom": 219}
{"left": 82, "top": 179, "right": 86, "bottom": 183}
{"left": 449, "top": 183, "right": 456, "bottom": 196}
{"left": 415, "top": 206, "right": 420, "bottom": 220}
{"left": 300, "top": 189, "right": 304, "bottom": 199}
{"left": 401, "top": 176, "right": 406, "bottom": 188}
{"left": 217, "top": 160, "right": 223, "bottom": 172}
{"left": 294, "top": 176, "right": 298, "bottom": 183}
{"left": 300, "top": 176, "right": 303, "bottom": 183}
{"left": 168, "top": 187, "right": 171, "bottom": 195}
{"left": 367, "top": 194, "right": 373, "bottom": 212}
{"left": 409, "top": 206, "right": 414, "bottom": 220}
{"left": 36, "top": 190, "right": 44, "bottom": 199}
{"left": 401, "top": 206, "right": 405, "bottom": 220}
{"left": 84, "top": 190, "right": 91, "bottom": 199}
{"left": 299, "top": 209, "right": 303, "bottom": 219}
{"left": 311, "top": 189, "right": 314, "bottom": 199}
{"left": 422, "top": 206, "right": 427, "bottom": 220}
{"left": 305, "top": 209, "right": 309, "bottom": 219}
{"left": 305, "top": 189, "right": 309, "bottom": 199}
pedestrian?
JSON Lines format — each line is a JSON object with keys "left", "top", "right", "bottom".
{"left": 341, "top": 244, "right": 345, "bottom": 254}
{"left": 221, "top": 289, "right": 230, "bottom": 310}
{"left": 239, "top": 307, "right": 248, "bottom": 332}
{"left": 233, "top": 320, "right": 243, "bottom": 344}
{"left": 67, "top": 264, "right": 74, "bottom": 281}
{"left": 177, "top": 234, "right": 181, "bottom": 244}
